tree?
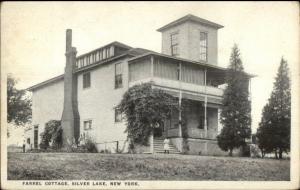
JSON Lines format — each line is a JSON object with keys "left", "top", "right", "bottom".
{"left": 256, "top": 58, "right": 290, "bottom": 159}
{"left": 7, "top": 74, "right": 32, "bottom": 126}
{"left": 117, "top": 83, "right": 178, "bottom": 145}
{"left": 256, "top": 103, "right": 275, "bottom": 158}
{"left": 217, "top": 44, "right": 252, "bottom": 156}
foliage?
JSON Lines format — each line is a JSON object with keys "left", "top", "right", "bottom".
{"left": 83, "top": 137, "right": 98, "bottom": 153}
{"left": 217, "top": 44, "right": 252, "bottom": 156}
{"left": 117, "top": 83, "right": 178, "bottom": 145}
{"left": 7, "top": 74, "right": 32, "bottom": 126}
{"left": 40, "top": 120, "right": 62, "bottom": 150}
{"left": 256, "top": 58, "right": 291, "bottom": 159}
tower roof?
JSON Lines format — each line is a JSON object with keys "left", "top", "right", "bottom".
{"left": 157, "top": 14, "right": 224, "bottom": 32}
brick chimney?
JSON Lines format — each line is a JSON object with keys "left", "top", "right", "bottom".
{"left": 61, "top": 29, "right": 80, "bottom": 147}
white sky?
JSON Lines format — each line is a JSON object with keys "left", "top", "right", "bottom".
{"left": 2, "top": 2, "right": 299, "bottom": 144}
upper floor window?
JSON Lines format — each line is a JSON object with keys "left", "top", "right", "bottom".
{"left": 200, "top": 32, "right": 208, "bottom": 62}
{"left": 170, "top": 33, "right": 179, "bottom": 56}
{"left": 83, "top": 72, "right": 91, "bottom": 89}
{"left": 102, "top": 49, "right": 107, "bottom": 59}
{"left": 84, "top": 120, "right": 92, "bottom": 130}
{"left": 115, "top": 63, "right": 122, "bottom": 89}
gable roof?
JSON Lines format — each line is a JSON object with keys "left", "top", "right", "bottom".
{"left": 27, "top": 43, "right": 155, "bottom": 91}
{"left": 157, "top": 14, "right": 224, "bottom": 32}
{"left": 27, "top": 74, "right": 64, "bottom": 91}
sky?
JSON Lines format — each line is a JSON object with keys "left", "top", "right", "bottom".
{"left": 2, "top": 2, "right": 299, "bottom": 144}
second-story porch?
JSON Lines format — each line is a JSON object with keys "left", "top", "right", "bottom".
{"left": 128, "top": 52, "right": 227, "bottom": 100}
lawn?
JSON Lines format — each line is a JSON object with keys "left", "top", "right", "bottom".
{"left": 7, "top": 152, "right": 289, "bottom": 181}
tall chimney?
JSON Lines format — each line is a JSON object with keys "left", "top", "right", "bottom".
{"left": 61, "top": 29, "right": 80, "bottom": 147}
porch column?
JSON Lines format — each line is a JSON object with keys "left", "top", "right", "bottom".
{"left": 178, "top": 62, "right": 182, "bottom": 138}
{"left": 204, "top": 68, "right": 208, "bottom": 138}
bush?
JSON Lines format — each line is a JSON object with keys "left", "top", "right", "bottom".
{"left": 100, "top": 149, "right": 111, "bottom": 154}
{"left": 84, "top": 138, "right": 98, "bottom": 153}
{"left": 40, "top": 120, "right": 62, "bottom": 150}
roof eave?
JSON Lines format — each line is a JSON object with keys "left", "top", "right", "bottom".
{"left": 26, "top": 74, "right": 64, "bottom": 91}
{"left": 157, "top": 15, "right": 224, "bottom": 32}
{"left": 128, "top": 52, "right": 227, "bottom": 70}
{"left": 128, "top": 53, "right": 256, "bottom": 78}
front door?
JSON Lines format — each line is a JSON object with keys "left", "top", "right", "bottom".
{"left": 34, "top": 125, "right": 38, "bottom": 149}
{"left": 153, "top": 121, "right": 164, "bottom": 138}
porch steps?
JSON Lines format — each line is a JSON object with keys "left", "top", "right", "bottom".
{"left": 153, "top": 138, "right": 181, "bottom": 154}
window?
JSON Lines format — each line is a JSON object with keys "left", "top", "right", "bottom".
{"left": 83, "top": 72, "right": 91, "bottom": 89}
{"left": 115, "top": 108, "right": 122, "bottom": 123}
{"left": 89, "top": 55, "right": 93, "bottom": 64}
{"left": 200, "top": 32, "right": 208, "bottom": 62}
{"left": 110, "top": 46, "right": 115, "bottom": 57}
{"left": 27, "top": 138, "right": 30, "bottom": 144}
{"left": 84, "top": 120, "right": 92, "bottom": 130}
{"left": 80, "top": 58, "right": 84, "bottom": 67}
{"left": 106, "top": 48, "right": 110, "bottom": 58}
{"left": 170, "top": 32, "right": 179, "bottom": 56}
{"left": 98, "top": 50, "right": 102, "bottom": 61}
{"left": 115, "top": 63, "right": 122, "bottom": 88}
{"left": 102, "top": 49, "right": 106, "bottom": 59}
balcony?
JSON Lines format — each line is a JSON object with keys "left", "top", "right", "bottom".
{"left": 128, "top": 53, "right": 227, "bottom": 103}
{"left": 129, "top": 77, "right": 224, "bottom": 98}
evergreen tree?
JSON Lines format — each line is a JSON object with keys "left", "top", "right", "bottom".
{"left": 257, "top": 58, "right": 290, "bottom": 159}
{"left": 256, "top": 103, "right": 274, "bottom": 158}
{"left": 217, "top": 44, "right": 252, "bottom": 156}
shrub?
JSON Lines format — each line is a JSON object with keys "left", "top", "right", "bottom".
{"left": 39, "top": 120, "right": 62, "bottom": 150}
{"left": 84, "top": 138, "right": 98, "bottom": 153}
{"left": 100, "top": 149, "right": 111, "bottom": 154}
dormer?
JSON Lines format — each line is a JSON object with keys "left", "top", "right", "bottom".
{"left": 75, "top": 41, "right": 132, "bottom": 69}
{"left": 157, "top": 14, "right": 223, "bottom": 65}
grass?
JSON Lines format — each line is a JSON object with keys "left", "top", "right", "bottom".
{"left": 7, "top": 152, "right": 290, "bottom": 181}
